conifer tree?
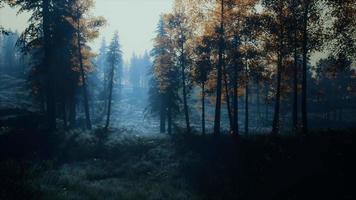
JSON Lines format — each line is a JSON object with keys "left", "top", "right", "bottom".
{"left": 105, "top": 31, "right": 122, "bottom": 130}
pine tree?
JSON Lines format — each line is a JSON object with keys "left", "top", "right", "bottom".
{"left": 148, "top": 16, "right": 180, "bottom": 134}
{"left": 105, "top": 31, "right": 122, "bottom": 130}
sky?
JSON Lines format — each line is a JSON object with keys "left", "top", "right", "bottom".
{"left": 0, "top": 0, "right": 173, "bottom": 62}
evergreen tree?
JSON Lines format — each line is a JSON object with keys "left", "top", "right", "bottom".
{"left": 105, "top": 31, "right": 122, "bottom": 130}
{"left": 148, "top": 16, "right": 180, "bottom": 134}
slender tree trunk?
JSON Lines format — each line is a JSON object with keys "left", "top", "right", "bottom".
{"left": 265, "top": 84, "right": 269, "bottom": 120}
{"left": 167, "top": 101, "right": 172, "bottom": 135}
{"left": 272, "top": 7, "right": 284, "bottom": 135}
{"left": 69, "top": 95, "right": 76, "bottom": 128}
{"left": 256, "top": 82, "right": 261, "bottom": 121}
{"left": 293, "top": 45, "right": 299, "bottom": 132}
{"left": 214, "top": 0, "right": 224, "bottom": 136}
{"left": 233, "top": 60, "right": 239, "bottom": 135}
{"left": 223, "top": 64, "right": 233, "bottom": 132}
{"left": 245, "top": 63, "right": 249, "bottom": 135}
{"left": 105, "top": 63, "right": 115, "bottom": 130}
{"left": 160, "top": 95, "right": 166, "bottom": 133}
{"left": 301, "top": 4, "right": 309, "bottom": 135}
{"left": 202, "top": 82, "right": 206, "bottom": 135}
{"left": 181, "top": 50, "right": 190, "bottom": 133}
{"left": 43, "top": 0, "right": 56, "bottom": 130}
{"left": 76, "top": 17, "right": 92, "bottom": 130}
{"left": 62, "top": 100, "right": 67, "bottom": 129}
{"left": 272, "top": 49, "right": 283, "bottom": 135}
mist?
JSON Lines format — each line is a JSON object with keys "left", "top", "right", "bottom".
{"left": 1, "top": 0, "right": 355, "bottom": 199}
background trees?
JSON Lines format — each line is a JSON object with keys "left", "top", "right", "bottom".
{"left": 1, "top": 0, "right": 355, "bottom": 134}
{"left": 145, "top": 0, "right": 355, "bottom": 134}
{"left": 6, "top": 0, "right": 105, "bottom": 130}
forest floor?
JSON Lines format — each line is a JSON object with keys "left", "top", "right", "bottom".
{"left": 1, "top": 127, "right": 355, "bottom": 200}
{"left": 1, "top": 128, "right": 202, "bottom": 200}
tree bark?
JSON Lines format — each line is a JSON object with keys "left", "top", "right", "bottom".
{"left": 265, "top": 84, "right": 269, "bottom": 120}
{"left": 232, "top": 35, "right": 240, "bottom": 135}
{"left": 105, "top": 63, "right": 115, "bottom": 130}
{"left": 301, "top": 2, "right": 309, "bottom": 135}
{"left": 223, "top": 64, "right": 233, "bottom": 132}
{"left": 167, "top": 101, "right": 172, "bottom": 135}
{"left": 181, "top": 49, "right": 191, "bottom": 133}
{"left": 43, "top": 0, "right": 56, "bottom": 130}
{"left": 245, "top": 62, "right": 249, "bottom": 135}
{"left": 69, "top": 95, "right": 76, "bottom": 128}
{"left": 202, "top": 82, "right": 206, "bottom": 135}
{"left": 256, "top": 82, "right": 261, "bottom": 121}
{"left": 160, "top": 95, "right": 166, "bottom": 133}
{"left": 272, "top": 5, "right": 284, "bottom": 135}
{"left": 272, "top": 46, "right": 283, "bottom": 135}
{"left": 76, "top": 16, "right": 92, "bottom": 130}
{"left": 293, "top": 45, "right": 299, "bottom": 132}
{"left": 214, "top": 0, "right": 224, "bottom": 136}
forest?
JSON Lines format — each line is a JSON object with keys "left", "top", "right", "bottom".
{"left": 0, "top": 0, "right": 355, "bottom": 199}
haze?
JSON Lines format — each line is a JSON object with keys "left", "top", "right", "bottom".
{"left": 0, "top": 0, "right": 173, "bottom": 62}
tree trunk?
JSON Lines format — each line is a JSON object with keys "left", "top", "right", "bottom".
{"left": 105, "top": 63, "right": 115, "bottom": 130}
{"left": 233, "top": 62, "right": 239, "bottom": 135}
{"left": 223, "top": 64, "right": 233, "bottom": 132}
{"left": 245, "top": 63, "right": 249, "bottom": 135}
{"left": 214, "top": 0, "right": 224, "bottom": 136}
{"left": 69, "top": 95, "right": 76, "bottom": 128}
{"left": 77, "top": 17, "right": 92, "bottom": 130}
{"left": 202, "top": 82, "right": 206, "bottom": 135}
{"left": 62, "top": 100, "right": 67, "bottom": 129}
{"left": 293, "top": 45, "right": 299, "bottom": 132}
{"left": 265, "top": 84, "right": 269, "bottom": 121}
{"left": 167, "top": 102, "right": 172, "bottom": 135}
{"left": 160, "top": 95, "right": 166, "bottom": 133}
{"left": 43, "top": 0, "right": 56, "bottom": 130}
{"left": 272, "top": 49, "right": 283, "bottom": 135}
{"left": 256, "top": 82, "right": 261, "bottom": 121}
{"left": 181, "top": 50, "right": 190, "bottom": 133}
{"left": 272, "top": 7, "right": 284, "bottom": 135}
{"left": 301, "top": 4, "right": 309, "bottom": 135}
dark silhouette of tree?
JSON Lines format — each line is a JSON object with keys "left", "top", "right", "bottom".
{"left": 166, "top": 10, "right": 193, "bottom": 134}
{"left": 299, "top": 0, "right": 324, "bottom": 134}
{"left": 149, "top": 15, "right": 180, "bottom": 134}
{"left": 193, "top": 36, "right": 213, "bottom": 135}
{"left": 8, "top": 0, "right": 104, "bottom": 130}
{"left": 213, "top": 0, "right": 225, "bottom": 136}
{"left": 105, "top": 32, "right": 122, "bottom": 130}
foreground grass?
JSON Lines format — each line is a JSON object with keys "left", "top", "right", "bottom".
{"left": 1, "top": 128, "right": 355, "bottom": 200}
{"left": 28, "top": 129, "right": 200, "bottom": 200}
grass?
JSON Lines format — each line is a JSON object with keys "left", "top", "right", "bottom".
{"left": 1, "top": 128, "right": 355, "bottom": 200}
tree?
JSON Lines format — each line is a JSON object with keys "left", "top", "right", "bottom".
{"left": 148, "top": 16, "right": 180, "bottom": 134}
{"left": 129, "top": 53, "right": 151, "bottom": 91}
{"left": 262, "top": 0, "right": 292, "bottom": 134}
{"left": 166, "top": 7, "right": 193, "bottom": 133}
{"left": 105, "top": 31, "right": 122, "bottom": 130}
{"left": 193, "top": 36, "right": 213, "bottom": 135}
{"left": 299, "top": 0, "right": 324, "bottom": 134}
{"left": 69, "top": 0, "right": 105, "bottom": 129}
{"left": 325, "top": 0, "right": 356, "bottom": 61}
{"left": 226, "top": 0, "right": 260, "bottom": 134}
{"left": 213, "top": 0, "right": 225, "bottom": 135}
{"left": 0, "top": 1, "right": 8, "bottom": 35}
{"left": 9, "top": 0, "right": 104, "bottom": 130}
{"left": 287, "top": 0, "right": 303, "bottom": 132}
